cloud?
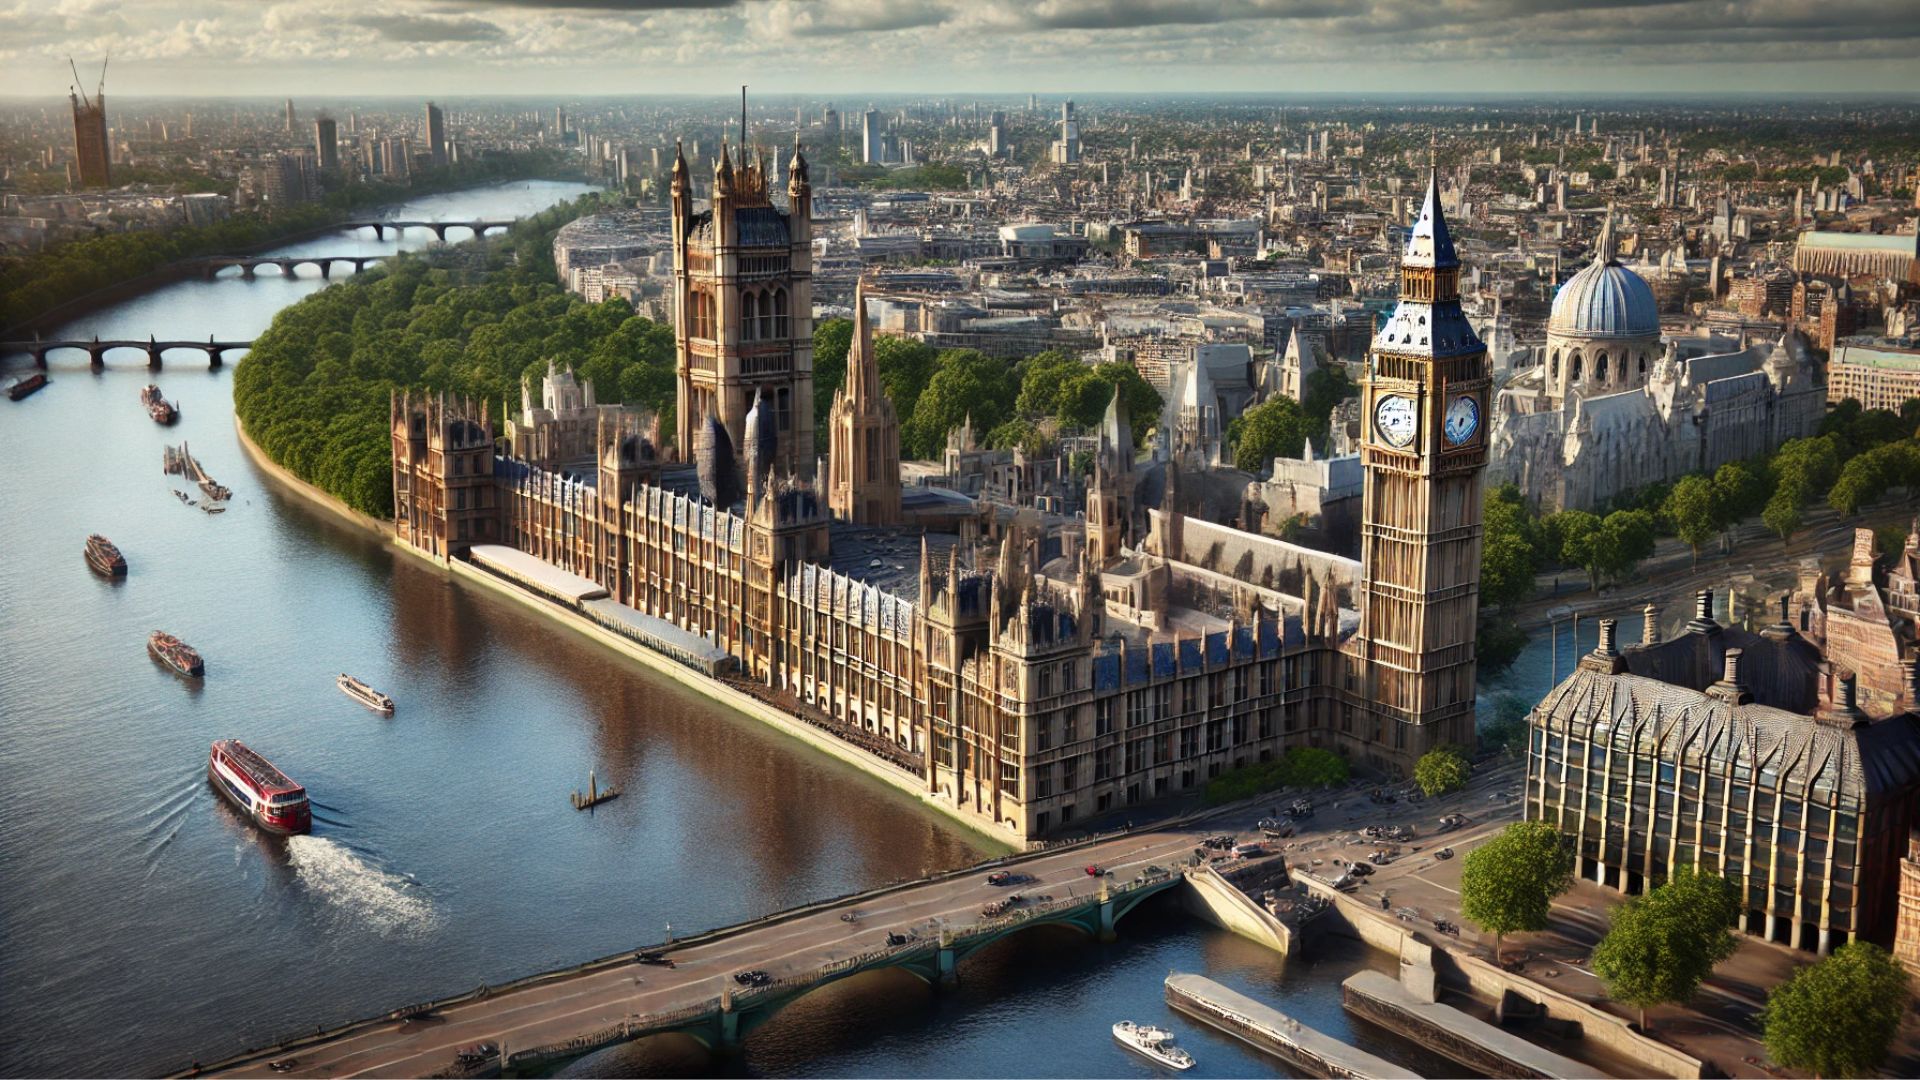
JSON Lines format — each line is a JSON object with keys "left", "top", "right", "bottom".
{"left": 758, "top": 0, "right": 952, "bottom": 37}
{"left": 355, "top": 12, "right": 506, "bottom": 41}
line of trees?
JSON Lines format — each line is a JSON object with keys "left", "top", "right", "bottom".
{"left": 1225, "top": 367, "right": 1361, "bottom": 472}
{"left": 0, "top": 150, "right": 578, "bottom": 330}
{"left": 809, "top": 326, "right": 1161, "bottom": 461}
{"left": 233, "top": 193, "right": 674, "bottom": 518}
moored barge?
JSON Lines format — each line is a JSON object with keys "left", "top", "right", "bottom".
{"left": 208, "top": 740, "right": 311, "bottom": 835}
{"left": 149, "top": 631, "right": 204, "bottom": 678}
{"left": 8, "top": 372, "right": 48, "bottom": 401}
{"left": 85, "top": 534, "right": 127, "bottom": 578}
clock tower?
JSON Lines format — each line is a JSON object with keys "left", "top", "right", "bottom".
{"left": 1352, "top": 165, "right": 1489, "bottom": 768}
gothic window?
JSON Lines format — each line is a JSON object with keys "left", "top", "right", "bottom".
{"left": 773, "top": 288, "right": 790, "bottom": 339}
{"left": 1596, "top": 352, "right": 1609, "bottom": 385}
{"left": 1550, "top": 351, "right": 1560, "bottom": 379}
{"left": 1639, "top": 354, "right": 1648, "bottom": 377}
{"left": 741, "top": 291, "right": 758, "bottom": 341}
{"left": 1571, "top": 353, "right": 1583, "bottom": 383}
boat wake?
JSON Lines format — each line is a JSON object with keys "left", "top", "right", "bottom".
{"left": 139, "top": 774, "right": 203, "bottom": 877}
{"left": 286, "top": 835, "right": 438, "bottom": 937}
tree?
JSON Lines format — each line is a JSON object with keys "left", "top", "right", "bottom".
{"left": 1414, "top": 745, "right": 1470, "bottom": 797}
{"left": 1281, "top": 746, "right": 1349, "bottom": 787}
{"left": 1664, "top": 474, "right": 1723, "bottom": 566}
{"left": 811, "top": 317, "right": 854, "bottom": 448}
{"left": 1763, "top": 942, "right": 1910, "bottom": 1078}
{"left": 1762, "top": 485, "right": 1804, "bottom": 544}
{"left": 1544, "top": 509, "right": 1603, "bottom": 588}
{"left": 1593, "top": 509, "right": 1657, "bottom": 586}
{"left": 1230, "top": 396, "right": 1317, "bottom": 472}
{"left": 1459, "top": 821, "right": 1574, "bottom": 963}
{"left": 1482, "top": 485, "right": 1541, "bottom": 609}
{"left": 1590, "top": 867, "right": 1740, "bottom": 1030}
{"left": 900, "top": 349, "right": 1019, "bottom": 458}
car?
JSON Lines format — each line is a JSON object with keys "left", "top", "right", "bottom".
{"left": 1348, "top": 861, "right": 1375, "bottom": 877}
{"left": 732, "top": 970, "right": 772, "bottom": 987}
{"left": 453, "top": 1043, "right": 498, "bottom": 1067}
{"left": 1084, "top": 864, "right": 1106, "bottom": 876}
{"left": 1232, "top": 843, "right": 1266, "bottom": 858}
{"left": 1143, "top": 864, "right": 1170, "bottom": 879}
{"left": 268, "top": 1061, "right": 297, "bottom": 1074}
{"left": 885, "top": 931, "right": 911, "bottom": 946}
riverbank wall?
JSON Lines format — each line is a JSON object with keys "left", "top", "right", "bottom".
{"left": 231, "top": 415, "right": 1018, "bottom": 851}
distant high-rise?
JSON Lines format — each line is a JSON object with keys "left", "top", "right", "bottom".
{"left": 284, "top": 98, "right": 295, "bottom": 132}
{"left": 425, "top": 102, "right": 448, "bottom": 165}
{"left": 988, "top": 110, "right": 1007, "bottom": 157}
{"left": 69, "top": 86, "right": 110, "bottom": 189}
{"left": 554, "top": 106, "right": 567, "bottom": 139}
{"left": 861, "top": 108, "right": 882, "bottom": 164}
{"left": 823, "top": 105, "right": 840, "bottom": 133}
{"left": 314, "top": 117, "right": 339, "bottom": 170}
{"left": 1051, "top": 99, "right": 1081, "bottom": 165}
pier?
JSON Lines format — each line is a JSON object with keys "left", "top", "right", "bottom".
{"left": 1341, "top": 970, "right": 1602, "bottom": 1080}
{"left": 1165, "top": 972, "right": 1421, "bottom": 1080}
{"left": 189, "top": 829, "right": 1198, "bottom": 1077}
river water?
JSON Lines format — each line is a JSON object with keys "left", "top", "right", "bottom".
{"left": 4, "top": 180, "right": 1537, "bottom": 1078}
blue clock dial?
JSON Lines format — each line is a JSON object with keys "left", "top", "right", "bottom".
{"left": 1444, "top": 395, "right": 1480, "bottom": 446}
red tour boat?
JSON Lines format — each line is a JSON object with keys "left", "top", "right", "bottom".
{"left": 208, "top": 740, "right": 311, "bottom": 835}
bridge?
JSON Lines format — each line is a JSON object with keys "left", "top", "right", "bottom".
{"left": 192, "top": 254, "right": 390, "bottom": 280}
{"left": 2, "top": 335, "right": 251, "bottom": 370}
{"left": 340, "top": 220, "right": 516, "bottom": 242}
{"left": 190, "top": 823, "right": 1214, "bottom": 1077}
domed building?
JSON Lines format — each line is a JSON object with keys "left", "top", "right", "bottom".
{"left": 1488, "top": 213, "right": 1824, "bottom": 512}
{"left": 1544, "top": 218, "right": 1664, "bottom": 405}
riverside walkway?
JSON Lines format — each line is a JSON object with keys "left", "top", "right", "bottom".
{"left": 192, "top": 825, "right": 1212, "bottom": 1077}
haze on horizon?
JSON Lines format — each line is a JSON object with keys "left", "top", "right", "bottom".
{"left": 4, "top": 0, "right": 1919, "bottom": 100}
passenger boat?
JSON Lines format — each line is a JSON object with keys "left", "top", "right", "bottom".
{"left": 1113, "top": 1021, "right": 1195, "bottom": 1070}
{"left": 148, "top": 630, "right": 204, "bottom": 678}
{"left": 85, "top": 534, "right": 127, "bottom": 578}
{"left": 208, "top": 739, "right": 311, "bottom": 835}
{"left": 8, "top": 372, "right": 49, "bottom": 401}
{"left": 336, "top": 673, "right": 395, "bottom": 714}
{"left": 142, "top": 385, "right": 179, "bottom": 425}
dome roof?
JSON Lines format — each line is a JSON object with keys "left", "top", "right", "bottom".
{"left": 1551, "top": 257, "right": 1659, "bottom": 339}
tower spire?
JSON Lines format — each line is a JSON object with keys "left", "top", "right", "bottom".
{"left": 1596, "top": 201, "right": 1617, "bottom": 265}
{"left": 1403, "top": 163, "right": 1457, "bottom": 270}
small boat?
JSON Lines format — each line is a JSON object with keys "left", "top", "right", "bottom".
{"left": 337, "top": 673, "right": 395, "bottom": 714}
{"left": 1113, "top": 1021, "right": 1194, "bottom": 1071}
{"left": 141, "top": 384, "right": 179, "bottom": 424}
{"left": 149, "top": 630, "right": 204, "bottom": 678}
{"left": 85, "top": 534, "right": 127, "bottom": 578}
{"left": 209, "top": 739, "right": 311, "bottom": 835}
{"left": 8, "top": 373, "right": 49, "bottom": 401}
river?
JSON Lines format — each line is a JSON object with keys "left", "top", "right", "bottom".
{"left": 4, "top": 180, "right": 1525, "bottom": 1078}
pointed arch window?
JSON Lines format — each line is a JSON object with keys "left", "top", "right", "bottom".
{"left": 741, "top": 291, "right": 758, "bottom": 341}
{"left": 1571, "top": 354, "right": 1584, "bottom": 383}
{"left": 1550, "top": 350, "right": 1560, "bottom": 379}
{"left": 773, "top": 288, "right": 790, "bottom": 340}
{"left": 1596, "top": 352, "right": 1609, "bottom": 385}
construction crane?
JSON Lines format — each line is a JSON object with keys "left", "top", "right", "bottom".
{"left": 67, "top": 53, "right": 107, "bottom": 109}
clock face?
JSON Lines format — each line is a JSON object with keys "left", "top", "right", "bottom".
{"left": 1444, "top": 394, "right": 1481, "bottom": 446}
{"left": 1374, "top": 394, "right": 1418, "bottom": 448}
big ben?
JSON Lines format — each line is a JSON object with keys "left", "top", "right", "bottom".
{"left": 1351, "top": 166, "right": 1488, "bottom": 768}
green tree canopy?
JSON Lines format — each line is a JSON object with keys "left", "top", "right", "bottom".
{"left": 900, "top": 349, "right": 1020, "bottom": 458}
{"left": 1591, "top": 866, "right": 1741, "bottom": 1029}
{"left": 1763, "top": 942, "right": 1911, "bottom": 1078}
{"left": 1664, "top": 474, "right": 1723, "bottom": 565}
{"left": 1460, "top": 820, "right": 1575, "bottom": 961}
{"left": 1414, "top": 745, "right": 1471, "bottom": 797}
{"left": 1230, "top": 396, "right": 1317, "bottom": 472}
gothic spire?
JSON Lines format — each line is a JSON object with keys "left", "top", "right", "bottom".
{"left": 1402, "top": 165, "right": 1458, "bottom": 270}
{"left": 847, "top": 280, "right": 880, "bottom": 407}
{"left": 1595, "top": 201, "right": 1617, "bottom": 266}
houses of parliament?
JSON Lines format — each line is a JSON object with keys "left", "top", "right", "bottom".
{"left": 390, "top": 140, "right": 1490, "bottom": 841}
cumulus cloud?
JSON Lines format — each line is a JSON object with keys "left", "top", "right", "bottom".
{"left": 355, "top": 12, "right": 507, "bottom": 41}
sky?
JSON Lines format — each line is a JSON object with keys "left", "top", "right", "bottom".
{"left": 3, "top": 0, "right": 1919, "bottom": 99}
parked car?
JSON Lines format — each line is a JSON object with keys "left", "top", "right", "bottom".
{"left": 453, "top": 1043, "right": 498, "bottom": 1068}
{"left": 1084, "top": 864, "right": 1106, "bottom": 876}
{"left": 732, "top": 970, "right": 772, "bottom": 987}
{"left": 987, "top": 870, "right": 1014, "bottom": 885}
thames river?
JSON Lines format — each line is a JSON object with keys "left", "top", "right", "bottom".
{"left": 2, "top": 181, "right": 1481, "bottom": 1078}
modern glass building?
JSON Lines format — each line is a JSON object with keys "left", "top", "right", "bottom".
{"left": 1526, "top": 593, "right": 1920, "bottom": 953}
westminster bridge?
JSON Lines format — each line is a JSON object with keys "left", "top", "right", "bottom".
{"left": 5, "top": 335, "right": 252, "bottom": 370}
{"left": 188, "top": 823, "right": 1217, "bottom": 1077}
{"left": 341, "top": 219, "right": 515, "bottom": 242}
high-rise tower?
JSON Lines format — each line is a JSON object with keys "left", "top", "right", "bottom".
{"left": 67, "top": 57, "right": 109, "bottom": 189}
{"left": 671, "top": 131, "right": 815, "bottom": 477}
{"left": 424, "top": 102, "right": 448, "bottom": 165}
{"left": 1352, "top": 165, "right": 1489, "bottom": 764}
{"left": 313, "top": 117, "right": 339, "bottom": 170}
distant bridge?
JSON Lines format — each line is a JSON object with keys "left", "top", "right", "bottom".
{"left": 191, "top": 254, "right": 389, "bottom": 280}
{"left": 191, "top": 826, "right": 1204, "bottom": 1076}
{"left": 340, "top": 219, "right": 516, "bottom": 242}
{"left": 2, "top": 335, "right": 250, "bottom": 370}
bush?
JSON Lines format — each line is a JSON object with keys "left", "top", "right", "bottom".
{"left": 1414, "top": 745, "right": 1471, "bottom": 797}
{"left": 1204, "top": 746, "right": 1350, "bottom": 805}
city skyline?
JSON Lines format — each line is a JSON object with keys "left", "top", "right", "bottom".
{"left": 4, "top": 0, "right": 1920, "bottom": 98}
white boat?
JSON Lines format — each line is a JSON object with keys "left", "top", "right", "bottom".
{"left": 1113, "top": 1021, "right": 1194, "bottom": 1071}
{"left": 336, "top": 673, "right": 395, "bottom": 714}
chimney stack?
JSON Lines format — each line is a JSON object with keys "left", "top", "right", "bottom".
{"left": 1643, "top": 604, "right": 1661, "bottom": 645}
{"left": 1598, "top": 618, "right": 1618, "bottom": 657}
{"left": 1688, "top": 589, "right": 1719, "bottom": 634}
{"left": 1580, "top": 617, "right": 1629, "bottom": 674}
{"left": 1723, "top": 647, "right": 1743, "bottom": 688}
{"left": 1707, "top": 646, "right": 1752, "bottom": 704}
